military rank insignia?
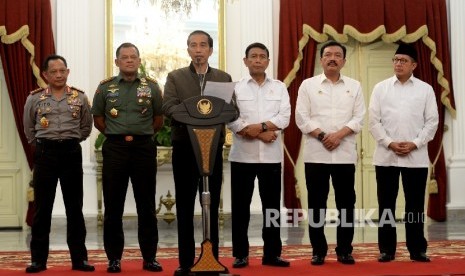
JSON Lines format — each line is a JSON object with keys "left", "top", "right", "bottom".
{"left": 108, "top": 84, "right": 119, "bottom": 94}
{"left": 137, "top": 85, "right": 151, "bottom": 97}
{"left": 67, "top": 90, "right": 80, "bottom": 104}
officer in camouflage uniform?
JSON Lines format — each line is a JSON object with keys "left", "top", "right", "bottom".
{"left": 91, "top": 42, "right": 163, "bottom": 273}
{"left": 23, "top": 54, "right": 94, "bottom": 273}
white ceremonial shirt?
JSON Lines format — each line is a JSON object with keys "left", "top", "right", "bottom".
{"left": 295, "top": 73, "right": 366, "bottom": 164}
{"left": 369, "top": 75, "right": 439, "bottom": 167}
{"left": 227, "top": 75, "right": 291, "bottom": 163}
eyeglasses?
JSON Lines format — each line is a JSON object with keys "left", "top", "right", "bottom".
{"left": 392, "top": 58, "right": 410, "bottom": 65}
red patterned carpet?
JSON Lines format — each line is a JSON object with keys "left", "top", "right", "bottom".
{"left": 1, "top": 240, "right": 465, "bottom": 275}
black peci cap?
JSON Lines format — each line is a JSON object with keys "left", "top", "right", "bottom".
{"left": 395, "top": 43, "right": 418, "bottom": 62}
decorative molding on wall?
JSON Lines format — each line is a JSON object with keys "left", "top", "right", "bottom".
{"left": 446, "top": 0, "right": 465, "bottom": 211}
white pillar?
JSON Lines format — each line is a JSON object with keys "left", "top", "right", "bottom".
{"left": 225, "top": 0, "right": 275, "bottom": 80}
{"left": 224, "top": 0, "right": 276, "bottom": 214}
{"left": 447, "top": 0, "right": 465, "bottom": 216}
{"left": 53, "top": 0, "right": 106, "bottom": 216}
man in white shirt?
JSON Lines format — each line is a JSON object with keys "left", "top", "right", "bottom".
{"left": 227, "top": 42, "right": 291, "bottom": 269}
{"left": 295, "top": 41, "right": 366, "bottom": 265}
{"left": 369, "top": 43, "right": 438, "bottom": 263}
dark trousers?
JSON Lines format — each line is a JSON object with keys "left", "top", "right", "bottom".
{"left": 30, "top": 140, "right": 88, "bottom": 265}
{"left": 305, "top": 163, "right": 356, "bottom": 256}
{"left": 102, "top": 137, "right": 158, "bottom": 261}
{"left": 172, "top": 140, "right": 223, "bottom": 269}
{"left": 376, "top": 166, "right": 428, "bottom": 255}
{"left": 231, "top": 162, "right": 283, "bottom": 259}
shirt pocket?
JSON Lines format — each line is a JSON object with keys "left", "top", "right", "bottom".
{"left": 137, "top": 97, "right": 153, "bottom": 117}
{"left": 105, "top": 97, "right": 121, "bottom": 111}
{"left": 136, "top": 96, "right": 152, "bottom": 106}
{"left": 403, "top": 93, "right": 426, "bottom": 122}
{"left": 334, "top": 92, "right": 357, "bottom": 120}
{"left": 68, "top": 103, "right": 82, "bottom": 119}
{"left": 236, "top": 93, "right": 255, "bottom": 113}
{"left": 264, "top": 92, "right": 282, "bottom": 114}
{"left": 35, "top": 102, "right": 53, "bottom": 119}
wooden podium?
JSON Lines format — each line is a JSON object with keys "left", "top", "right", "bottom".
{"left": 172, "top": 95, "right": 237, "bottom": 275}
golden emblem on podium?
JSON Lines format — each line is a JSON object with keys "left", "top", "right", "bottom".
{"left": 224, "top": 129, "right": 233, "bottom": 146}
{"left": 197, "top": 99, "right": 212, "bottom": 115}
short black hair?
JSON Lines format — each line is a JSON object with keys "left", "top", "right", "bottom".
{"left": 320, "top": 41, "right": 346, "bottom": 58}
{"left": 245, "top": 42, "right": 269, "bottom": 58}
{"left": 42, "top": 55, "right": 67, "bottom": 71}
{"left": 116, "top": 42, "right": 140, "bottom": 58}
{"left": 187, "top": 30, "right": 213, "bottom": 48}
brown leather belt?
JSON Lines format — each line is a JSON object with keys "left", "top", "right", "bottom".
{"left": 105, "top": 135, "right": 152, "bottom": 142}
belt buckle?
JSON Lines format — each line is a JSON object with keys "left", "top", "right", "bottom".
{"left": 125, "top": 135, "right": 134, "bottom": 142}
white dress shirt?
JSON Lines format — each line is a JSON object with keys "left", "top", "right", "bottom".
{"left": 369, "top": 75, "right": 439, "bottom": 167}
{"left": 227, "top": 75, "right": 291, "bottom": 163}
{"left": 295, "top": 73, "right": 366, "bottom": 164}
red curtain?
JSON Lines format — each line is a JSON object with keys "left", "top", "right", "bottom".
{"left": 1, "top": 0, "right": 55, "bottom": 226}
{"left": 278, "top": 0, "right": 455, "bottom": 221}
{"left": 0, "top": 0, "right": 55, "bottom": 169}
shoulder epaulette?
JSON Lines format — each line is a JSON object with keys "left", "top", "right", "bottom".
{"left": 99, "top": 76, "right": 116, "bottom": 85}
{"left": 145, "top": 76, "right": 158, "bottom": 84}
{"left": 30, "top": 87, "right": 45, "bottom": 95}
{"left": 70, "top": 86, "right": 85, "bottom": 93}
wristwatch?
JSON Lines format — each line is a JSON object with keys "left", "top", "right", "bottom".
{"left": 317, "top": 131, "right": 326, "bottom": 141}
{"left": 261, "top": 122, "right": 268, "bottom": 132}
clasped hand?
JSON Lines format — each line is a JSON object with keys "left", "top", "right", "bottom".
{"left": 257, "top": 131, "right": 277, "bottom": 143}
{"left": 388, "top": 141, "right": 417, "bottom": 156}
{"left": 238, "top": 124, "right": 277, "bottom": 143}
{"left": 321, "top": 132, "right": 341, "bottom": 151}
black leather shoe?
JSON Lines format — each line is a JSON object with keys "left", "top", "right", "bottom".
{"left": 107, "top": 259, "right": 121, "bottom": 273}
{"left": 143, "top": 259, "right": 163, "bottom": 272}
{"left": 26, "top": 262, "right": 47, "bottom": 273}
{"left": 337, "top": 254, "right": 355, "bottom": 264}
{"left": 311, "top": 255, "right": 325, "bottom": 265}
{"left": 410, "top": 252, "right": 430, "bottom": 262}
{"left": 232, "top": 257, "right": 249, "bottom": 268}
{"left": 262, "top": 256, "right": 290, "bottom": 267}
{"left": 174, "top": 267, "right": 191, "bottom": 275}
{"left": 72, "top": 260, "right": 95, "bottom": 271}
{"left": 378, "top": 253, "right": 395, "bottom": 262}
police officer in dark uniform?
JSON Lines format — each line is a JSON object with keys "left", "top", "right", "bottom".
{"left": 23, "top": 54, "right": 94, "bottom": 273}
{"left": 91, "top": 42, "right": 163, "bottom": 273}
